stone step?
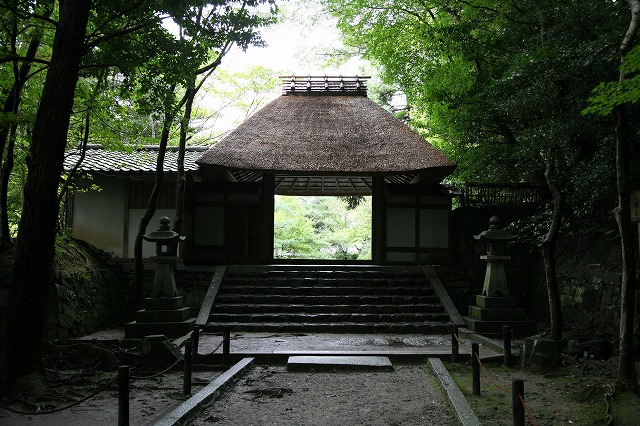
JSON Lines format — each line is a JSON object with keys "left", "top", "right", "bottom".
{"left": 218, "top": 285, "right": 435, "bottom": 296}
{"left": 207, "top": 266, "right": 452, "bottom": 334}
{"left": 209, "top": 312, "right": 451, "bottom": 324}
{"left": 205, "top": 321, "right": 452, "bottom": 333}
{"left": 214, "top": 294, "right": 440, "bottom": 305}
{"left": 226, "top": 270, "right": 424, "bottom": 279}
{"left": 214, "top": 303, "right": 446, "bottom": 314}
{"left": 222, "top": 277, "right": 428, "bottom": 287}
{"left": 287, "top": 355, "right": 393, "bottom": 372}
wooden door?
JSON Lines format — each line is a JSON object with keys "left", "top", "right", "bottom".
{"left": 227, "top": 206, "right": 261, "bottom": 263}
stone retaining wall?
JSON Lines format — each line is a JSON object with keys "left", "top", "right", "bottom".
{"left": 46, "top": 267, "right": 125, "bottom": 341}
{"left": 0, "top": 243, "right": 127, "bottom": 342}
{"left": 529, "top": 234, "right": 640, "bottom": 338}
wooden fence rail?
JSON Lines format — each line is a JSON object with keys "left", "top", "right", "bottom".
{"left": 462, "top": 182, "right": 548, "bottom": 207}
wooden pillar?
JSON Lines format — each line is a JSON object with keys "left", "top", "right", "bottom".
{"left": 123, "top": 176, "right": 130, "bottom": 259}
{"left": 372, "top": 176, "right": 386, "bottom": 262}
{"left": 260, "top": 173, "right": 275, "bottom": 263}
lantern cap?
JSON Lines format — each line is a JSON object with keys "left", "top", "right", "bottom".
{"left": 143, "top": 216, "right": 185, "bottom": 242}
{"left": 474, "top": 216, "right": 516, "bottom": 241}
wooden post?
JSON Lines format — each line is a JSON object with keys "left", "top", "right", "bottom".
{"left": 260, "top": 173, "right": 275, "bottom": 264}
{"left": 192, "top": 326, "right": 200, "bottom": 356}
{"left": 472, "top": 343, "right": 480, "bottom": 395}
{"left": 451, "top": 326, "right": 459, "bottom": 363}
{"left": 183, "top": 341, "right": 192, "bottom": 395}
{"left": 503, "top": 326, "right": 513, "bottom": 367}
{"left": 371, "top": 176, "right": 386, "bottom": 262}
{"left": 512, "top": 379, "right": 525, "bottom": 426}
{"left": 223, "top": 326, "right": 231, "bottom": 365}
{"left": 118, "top": 365, "right": 129, "bottom": 426}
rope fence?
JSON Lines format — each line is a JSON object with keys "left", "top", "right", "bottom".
{"left": 0, "top": 331, "right": 210, "bottom": 418}
{"left": 452, "top": 327, "right": 539, "bottom": 426}
{"left": 519, "top": 392, "right": 537, "bottom": 426}
{"left": 0, "top": 376, "right": 118, "bottom": 415}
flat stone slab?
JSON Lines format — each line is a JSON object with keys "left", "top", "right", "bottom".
{"left": 156, "top": 358, "right": 255, "bottom": 426}
{"left": 428, "top": 358, "right": 481, "bottom": 426}
{"left": 287, "top": 355, "right": 393, "bottom": 371}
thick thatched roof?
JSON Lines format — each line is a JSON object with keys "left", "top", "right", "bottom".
{"left": 197, "top": 78, "right": 456, "bottom": 185}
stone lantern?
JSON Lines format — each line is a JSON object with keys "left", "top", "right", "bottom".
{"left": 474, "top": 216, "right": 516, "bottom": 299}
{"left": 143, "top": 216, "right": 185, "bottom": 298}
{"left": 125, "top": 216, "right": 195, "bottom": 338}
{"left": 464, "top": 216, "right": 536, "bottom": 336}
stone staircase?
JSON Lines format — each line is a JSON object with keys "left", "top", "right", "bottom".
{"left": 204, "top": 266, "right": 452, "bottom": 333}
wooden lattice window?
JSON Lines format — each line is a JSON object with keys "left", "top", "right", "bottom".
{"left": 463, "top": 182, "right": 548, "bottom": 207}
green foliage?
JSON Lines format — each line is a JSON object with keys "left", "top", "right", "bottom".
{"left": 323, "top": 0, "right": 634, "bottom": 232}
{"left": 274, "top": 196, "right": 372, "bottom": 260}
{"left": 584, "top": 45, "right": 640, "bottom": 116}
{"left": 203, "top": 66, "right": 281, "bottom": 142}
{"left": 0, "top": 1, "right": 280, "bottom": 237}
{"left": 274, "top": 196, "right": 322, "bottom": 258}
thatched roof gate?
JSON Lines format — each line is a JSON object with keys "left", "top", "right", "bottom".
{"left": 197, "top": 76, "right": 456, "bottom": 195}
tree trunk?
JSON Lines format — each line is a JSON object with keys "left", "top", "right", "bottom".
{"left": 540, "top": 155, "right": 564, "bottom": 342}
{"left": 0, "top": 124, "right": 17, "bottom": 242}
{"left": 614, "top": 103, "right": 638, "bottom": 391}
{"left": 173, "top": 87, "right": 195, "bottom": 235}
{"left": 57, "top": 107, "right": 91, "bottom": 208}
{"left": 615, "top": 0, "right": 640, "bottom": 392}
{"left": 0, "top": 0, "right": 90, "bottom": 384}
{"left": 133, "top": 112, "right": 171, "bottom": 309}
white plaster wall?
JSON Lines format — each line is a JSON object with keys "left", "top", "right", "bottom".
{"left": 384, "top": 194, "right": 451, "bottom": 262}
{"left": 419, "top": 209, "right": 449, "bottom": 248}
{"left": 71, "top": 175, "right": 126, "bottom": 257}
{"left": 386, "top": 208, "right": 415, "bottom": 247}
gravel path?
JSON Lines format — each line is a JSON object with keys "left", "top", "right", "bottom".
{"left": 188, "top": 364, "right": 453, "bottom": 425}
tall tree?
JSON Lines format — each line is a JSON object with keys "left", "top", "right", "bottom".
{"left": 0, "top": 0, "right": 192, "bottom": 384}
{"left": 582, "top": 0, "right": 640, "bottom": 390}
{"left": 0, "top": 0, "right": 91, "bottom": 384}
{"left": 131, "top": 1, "right": 277, "bottom": 308}
{"left": 604, "top": 0, "right": 639, "bottom": 392}
{"left": 323, "top": 0, "right": 629, "bottom": 340}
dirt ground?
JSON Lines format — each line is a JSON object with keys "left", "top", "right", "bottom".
{"left": 2, "top": 340, "right": 640, "bottom": 425}
{"left": 0, "top": 343, "right": 223, "bottom": 426}
{"left": 189, "top": 364, "right": 453, "bottom": 425}
{"left": 0, "top": 356, "right": 454, "bottom": 426}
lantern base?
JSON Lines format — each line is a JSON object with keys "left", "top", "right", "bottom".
{"left": 146, "top": 296, "right": 184, "bottom": 310}
{"left": 124, "top": 295, "right": 195, "bottom": 338}
{"left": 463, "top": 316, "right": 537, "bottom": 337}
{"left": 464, "top": 295, "right": 537, "bottom": 337}
{"left": 124, "top": 318, "right": 196, "bottom": 339}
{"left": 475, "top": 295, "right": 517, "bottom": 309}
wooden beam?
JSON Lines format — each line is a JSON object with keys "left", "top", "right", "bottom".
{"left": 421, "top": 265, "right": 465, "bottom": 326}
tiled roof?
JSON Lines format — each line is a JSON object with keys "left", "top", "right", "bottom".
{"left": 64, "top": 145, "right": 206, "bottom": 173}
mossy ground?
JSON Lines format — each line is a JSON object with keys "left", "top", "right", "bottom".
{"left": 445, "top": 358, "right": 640, "bottom": 425}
